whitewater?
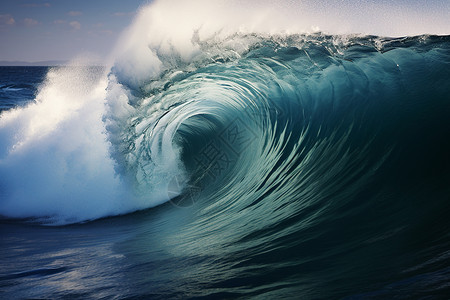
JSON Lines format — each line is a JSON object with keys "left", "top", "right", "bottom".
{"left": 0, "top": 0, "right": 449, "bottom": 298}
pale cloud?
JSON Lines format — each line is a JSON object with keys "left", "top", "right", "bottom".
{"left": 24, "top": 18, "right": 39, "bottom": 26}
{"left": 0, "top": 14, "right": 16, "bottom": 26}
{"left": 69, "top": 21, "right": 81, "bottom": 30}
{"left": 68, "top": 11, "right": 82, "bottom": 17}
{"left": 54, "top": 19, "right": 83, "bottom": 32}
{"left": 53, "top": 19, "right": 67, "bottom": 25}
{"left": 21, "top": 3, "right": 50, "bottom": 8}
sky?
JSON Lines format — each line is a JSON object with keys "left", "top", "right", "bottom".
{"left": 0, "top": 0, "right": 449, "bottom": 63}
{"left": 0, "top": 0, "right": 148, "bottom": 62}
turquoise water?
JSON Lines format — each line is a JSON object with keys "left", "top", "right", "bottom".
{"left": 1, "top": 34, "right": 450, "bottom": 298}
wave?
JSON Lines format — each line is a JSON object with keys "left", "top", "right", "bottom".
{"left": 0, "top": 0, "right": 449, "bottom": 224}
{"left": 1, "top": 85, "right": 26, "bottom": 92}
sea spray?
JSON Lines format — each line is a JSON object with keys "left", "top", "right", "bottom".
{"left": 0, "top": 65, "right": 131, "bottom": 223}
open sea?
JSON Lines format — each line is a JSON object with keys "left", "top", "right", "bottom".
{"left": 1, "top": 2, "right": 450, "bottom": 299}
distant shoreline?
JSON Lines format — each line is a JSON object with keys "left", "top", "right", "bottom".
{"left": 0, "top": 60, "right": 68, "bottom": 67}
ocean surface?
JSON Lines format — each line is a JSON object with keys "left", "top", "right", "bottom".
{"left": 1, "top": 4, "right": 450, "bottom": 299}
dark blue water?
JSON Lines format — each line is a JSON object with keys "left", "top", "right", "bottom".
{"left": 0, "top": 67, "right": 49, "bottom": 111}
{"left": 1, "top": 34, "right": 450, "bottom": 299}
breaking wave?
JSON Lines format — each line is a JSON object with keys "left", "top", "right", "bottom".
{"left": 0, "top": 0, "right": 449, "bottom": 227}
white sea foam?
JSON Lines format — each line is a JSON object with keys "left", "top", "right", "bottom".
{"left": 0, "top": 64, "right": 129, "bottom": 223}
